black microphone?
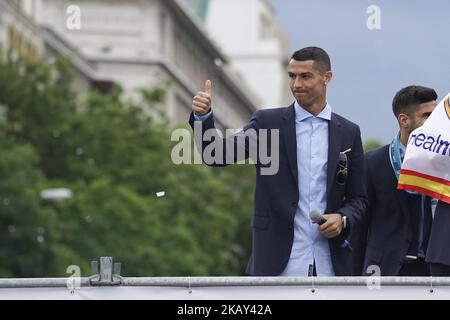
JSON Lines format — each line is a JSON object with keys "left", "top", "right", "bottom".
{"left": 310, "top": 210, "right": 352, "bottom": 253}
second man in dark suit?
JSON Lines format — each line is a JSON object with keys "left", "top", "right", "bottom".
{"left": 353, "top": 85, "right": 437, "bottom": 276}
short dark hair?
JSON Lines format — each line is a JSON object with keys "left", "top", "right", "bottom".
{"left": 291, "top": 47, "right": 331, "bottom": 74}
{"left": 392, "top": 85, "right": 437, "bottom": 117}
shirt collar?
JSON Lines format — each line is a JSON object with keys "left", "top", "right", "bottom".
{"left": 294, "top": 100, "right": 332, "bottom": 123}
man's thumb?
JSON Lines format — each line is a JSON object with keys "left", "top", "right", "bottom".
{"left": 205, "top": 80, "right": 212, "bottom": 96}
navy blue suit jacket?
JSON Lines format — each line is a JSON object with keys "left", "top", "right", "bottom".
{"left": 352, "top": 145, "right": 432, "bottom": 276}
{"left": 189, "top": 104, "right": 367, "bottom": 276}
{"left": 427, "top": 201, "right": 450, "bottom": 266}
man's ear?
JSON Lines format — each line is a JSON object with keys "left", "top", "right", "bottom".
{"left": 324, "top": 71, "right": 333, "bottom": 85}
{"left": 398, "top": 113, "right": 410, "bottom": 129}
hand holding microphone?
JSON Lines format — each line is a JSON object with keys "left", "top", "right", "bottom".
{"left": 310, "top": 210, "right": 352, "bottom": 253}
{"left": 311, "top": 211, "right": 343, "bottom": 238}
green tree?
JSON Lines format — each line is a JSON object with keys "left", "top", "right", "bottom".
{"left": 364, "top": 139, "right": 383, "bottom": 152}
{"left": 0, "top": 136, "right": 57, "bottom": 276}
{"left": 0, "top": 54, "right": 255, "bottom": 277}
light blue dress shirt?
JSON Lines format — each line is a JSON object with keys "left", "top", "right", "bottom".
{"left": 194, "top": 103, "right": 335, "bottom": 276}
{"left": 280, "top": 101, "right": 335, "bottom": 276}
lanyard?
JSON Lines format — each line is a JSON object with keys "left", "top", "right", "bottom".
{"left": 389, "top": 131, "right": 404, "bottom": 181}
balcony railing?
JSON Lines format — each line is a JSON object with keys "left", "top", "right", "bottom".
{"left": 0, "top": 257, "right": 449, "bottom": 300}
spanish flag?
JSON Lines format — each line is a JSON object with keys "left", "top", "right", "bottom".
{"left": 398, "top": 93, "right": 450, "bottom": 204}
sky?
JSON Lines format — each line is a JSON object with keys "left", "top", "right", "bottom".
{"left": 268, "top": 0, "right": 450, "bottom": 144}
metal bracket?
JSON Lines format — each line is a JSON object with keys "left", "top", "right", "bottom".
{"left": 89, "top": 257, "right": 123, "bottom": 286}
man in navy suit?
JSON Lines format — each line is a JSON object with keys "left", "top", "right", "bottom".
{"left": 189, "top": 47, "right": 367, "bottom": 276}
{"left": 353, "top": 85, "right": 437, "bottom": 276}
{"left": 427, "top": 201, "right": 450, "bottom": 276}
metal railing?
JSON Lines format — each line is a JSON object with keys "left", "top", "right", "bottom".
{"left": 0, "top": 257, "right": 449, "bottom": 299}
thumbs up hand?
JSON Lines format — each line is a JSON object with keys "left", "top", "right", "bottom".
{"left": 192, "top": 80, "right": 212, "bottom": 116}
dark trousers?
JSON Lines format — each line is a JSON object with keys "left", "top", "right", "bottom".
{"left": 429, "top": 263, "right": 450, "bottom": 276}
{"left": 398, "top": 258, "right": 430, "bottom": 276}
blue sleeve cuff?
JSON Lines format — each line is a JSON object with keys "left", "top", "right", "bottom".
{"left": 193, "top": 110, "right": 212, "bottom": 121}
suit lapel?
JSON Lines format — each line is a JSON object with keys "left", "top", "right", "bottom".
{"left": 281, "top": 104, "right": 298, "bottom": 186}
{"left": 326, "top": 113, "right": 342, "bottom": 201}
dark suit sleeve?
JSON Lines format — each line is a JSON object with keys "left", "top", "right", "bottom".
{"left": 426, "top": 201, "right": 450, "bottom": 266}
{"left": 336, "top": 125, "right": 368, "bottom": 238}
{"left": 351, "top": 153, "right": 374, "bottom": 275}
{"left": 188, "top": 110, "right": 263, "bottom": 166}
